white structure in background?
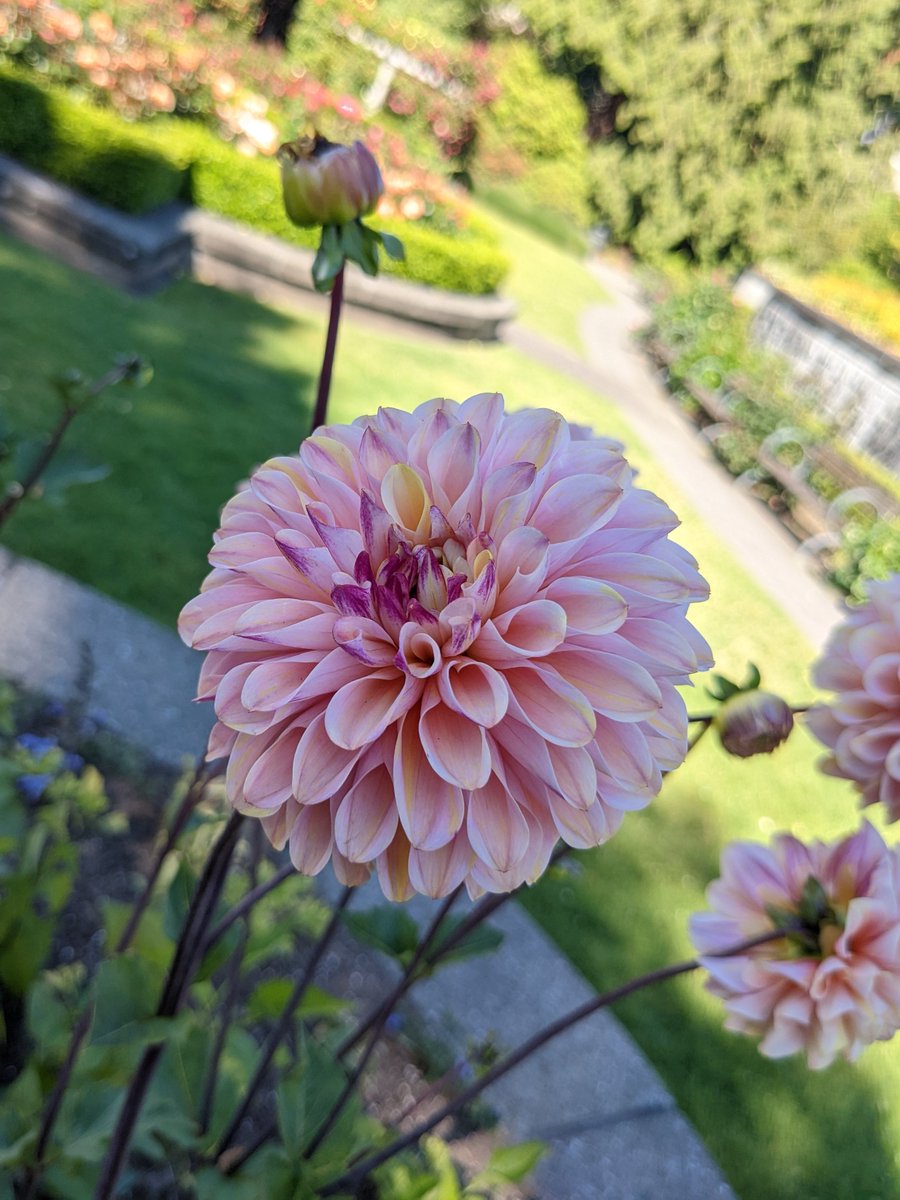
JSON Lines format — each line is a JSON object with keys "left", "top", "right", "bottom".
{"left": 734, "top": 270, "right": 900, "bottom": 474}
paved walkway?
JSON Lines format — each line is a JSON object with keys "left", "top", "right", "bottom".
{"left": 0, "top": 256, "right": 849, "bottom": 1200}
{"left": 504, "top": 260, "right": 843, "bottom": 652}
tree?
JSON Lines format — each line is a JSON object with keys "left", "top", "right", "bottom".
{"left": 519, "top": 0, "right": 900, "bottom": 265}
{"left": 255, "top": 0, "right": 301, "bottom": 46}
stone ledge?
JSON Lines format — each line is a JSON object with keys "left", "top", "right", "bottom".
{"left": 0, "top": 153, "right": 516, "bottom": 340}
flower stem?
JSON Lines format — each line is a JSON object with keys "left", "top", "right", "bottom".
{"left": 216, "top": 885, "right": 354, "bottom": 1166}
{"left": 199, "top": 826, "right": 263, "bottom": 1136}
{"left": 302, "top": 887, "right": 462, "bottom": 1162}
{"left": 310, "top": 266, "right": 345, "bottom": 436}
{"left": 204, "top": 860, "right": 294, "bottom": 950}
{"left": 0, "top": 361, "right": 135, "bottom": 532}
{"left": 93, "top": 812, "right": 244, "bottom": 1200}
{"left": 318, "top": 927, "right": 790, "bottom": 1195}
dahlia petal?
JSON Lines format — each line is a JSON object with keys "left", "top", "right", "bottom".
{"left": 292, "top": 713, "right": 361, "bottom": 803}
{"left": 543, "top": 578, "right": 628, "bottom": 636}
{"left": 233, "top": 598, "right": 334, "bottom": 646}
{"left": 438, "top": 659, "right": 508, "bottom": 728}
{"left": 274, "top": 535, "right": 337, "bottom": 599}
{"left": 241, "top": 655, "right": 315, "bottom": 713}
{"left": 376, "top": 830, "right": 415, "bottom": 901}
{"left": 547, "top": 743, "right": 598, "bottom": 810}
{"left": 325, "top": 671, "right": 421, "bottom": 751}
{"left": 408, "top": 830, "right": 474, "bottom": 898}
{"left": 550, "top": 648, "right": 662, "bottom": 720}
{"left": 504, "top": 665, "right": 596, "bottom": 747}
{"left": 309, "top": 510, "right": 364, "bottom": 574}
{"left": 332, "top": 616, "right": 397, "bottom": 666}
{"left": 334, "top": 765, "right": 399, "bottom": 862}
{"left": 289, "top": 802, "right": 337, "bottom": 870}
{"left": 393, "top": 710, "right": 465, "bottom": 849}
{"left": 467, "top": 777, "right": 530, "bottom": 872}
{"left": 243, "top": 727, "right": 299, "bottom": 811}
{"left": 427, "top": 421, "right": 480, "bottom": 513}
{"left": 546, "top": 788, "right": 620, "bottom": 848}
{"left": 295, "top": 646, "right": 370, "bottom": 703}
{"left": 481, "top": 462, "right": 537, "bottom": 532}
{"left": 359, "top": 490, "right": 392, "bottom": 564}
{"left": 419, "top": 695, "right": 492, "bottom": 790}
{"left": 381, "top": 463, "right": 431, "bottom": 538}
{"left": 209, "top": 531, "right": 278, "bottom": 570}
{"left": 483, "top": 600, "right": 567, "bottom": 658}
{"left": 396, "top": 622, "right": 443, "bottom": 678}
{"left": 530, "top": 475, "right": 623, "bottom": 543}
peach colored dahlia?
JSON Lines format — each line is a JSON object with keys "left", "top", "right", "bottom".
{"left": 179, "top": 395, "right": 711, "bottom": 899}
{"left": 807, "top": 575, "right": 900, "bottom": 821}
{"left": 690, "top": 823, "right": 900, "bottom": 1068}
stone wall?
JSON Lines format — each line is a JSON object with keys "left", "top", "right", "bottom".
{"left": 734, "top": 270, "right": 900, "bottom": 474}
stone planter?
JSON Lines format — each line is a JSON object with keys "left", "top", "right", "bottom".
{"left": 0, "top": 153, "right": 516, "bottom": 341}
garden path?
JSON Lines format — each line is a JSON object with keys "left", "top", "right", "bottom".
{"left": 503, "top": 258, "right": 843, "bottom": 651}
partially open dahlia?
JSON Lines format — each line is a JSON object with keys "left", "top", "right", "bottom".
{"left": 180, "top": 395, "right": 711, "bottom": 898}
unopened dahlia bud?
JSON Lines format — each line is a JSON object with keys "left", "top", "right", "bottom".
{"left": 278, "top": 134, "right": 383, "bottom": 228}
{"left": 714, "top": 690, "right": 794, "bottom": 758}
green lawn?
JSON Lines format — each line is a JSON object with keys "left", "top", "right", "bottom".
{"left": 2, "top": 229, "right": 898, "bottom": 1200}
{"left": 476, "top": 203, "right": 610, "bottom": 353}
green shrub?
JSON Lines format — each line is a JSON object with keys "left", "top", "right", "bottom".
{"left": 186, "top": 127, "right": 509, "bottom": 295}
{"left": 474, "top": 41, "right": 589, "bottom": 227}
{"left": 859, "top": 193, "right": 900, "bottom": 285}
{"left": 0, "top": 67, "right": 508, "bottom": 295}
{"left": 0, "top": 66, "right": 191, "bottom": 213}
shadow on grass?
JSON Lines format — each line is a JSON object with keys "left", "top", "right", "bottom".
{"left": 0, "top": 233, "right": 319, "bottom": 625}
{"left": 521, "top": 800, "right": 898, "bottom": 1200}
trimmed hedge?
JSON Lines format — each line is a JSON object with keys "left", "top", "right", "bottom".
{"left": 0, "top": 66, "right": 191, "bottom": 214}
{"left": 0, "top": 65, "right": 509, "bottom": 295}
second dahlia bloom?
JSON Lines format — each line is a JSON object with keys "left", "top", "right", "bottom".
{"left": 690, "top": 823, "right": 900, "bottom": 1068}
{"left": 807, "top": 575, "right": 900, "bottom": 821}
{"left": 179, "top": 395, "right": 711, "bottom": 899}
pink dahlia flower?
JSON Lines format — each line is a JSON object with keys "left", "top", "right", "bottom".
{"left": 179, "top": 395, "right": 711, "bottom": 899}
{"left": 690, "top": 822, "right": 900, "bottom": 1068}
{"left": 807, "top": 575, "right": 900, "bottom": 821}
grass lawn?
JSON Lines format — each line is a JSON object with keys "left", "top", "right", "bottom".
{"left": 2, "top": 230, "right": 898, "bottom": 1200}
{"left": 476, "top": 203, "right": 610, "bottom": 354}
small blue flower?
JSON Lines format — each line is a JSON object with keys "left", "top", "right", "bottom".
{"left": 455, "top": 1058, "right": 475, "bottom": 1082}
{"left": 16, "top": 773, "right": 53, "bottom": 803}
{"left": 384, "top": 1012, "right": 404, "bottom": 1034}
{"left": 40, "top": 700, "right": 65, "bottom": 721}
{"left": 62, "top": 752, "right": 84, "bottom": 774}
{"left": 16, "top": 734, "right": 58, "bottom": 759}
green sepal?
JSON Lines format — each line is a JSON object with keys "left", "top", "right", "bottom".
{"left": 377, "top": 230, "right": 405, "bottom": 261}
{"left": 312, "top": 225, "right": 344, "bottom": 294}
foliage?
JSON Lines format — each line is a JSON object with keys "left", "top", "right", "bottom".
{"left": 0, "top": 689, "right": 530, "bottom": 1198}
{"left": 521, "top": 0, "right": 899, "bottom": 266}
{"left": 473, "top": 39, "right": 589, "bottom": 225}
{"left": 187, "top": 121, "right": 510, "bottom": 294}
{"left": 646, "top": 273, "right": 900, "bottom": 596}
{"left": 0, "top": 65, "right": 509, "bottom": 294}
{"left": 0, "top": 64, "right": 192, "bottom": 213}
{"left": 859, "top": 193, "right": 900, "bottom": 285}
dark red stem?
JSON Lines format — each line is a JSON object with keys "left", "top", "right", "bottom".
{"left": 310, "top": 266, "right": 345, "bottom": 435}
{"left": 319, "top": 927, "right": 790, "bottom": 1195}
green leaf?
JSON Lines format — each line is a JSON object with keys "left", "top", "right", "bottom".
{"left": 27, "top": 973, "right": 75, "bottom": 1061}
{"left": 247, "top": 979, "right": 348, "bottom": 1022}
{"left": 38, "top": 451, "right": 110, "bottom": 503}
{"left": 483, "top": 1139, "right": 546, "bottom": 1182}
{"left": 378, "top": 231, "right": 405, "bottom": 261}
{"left": 312, "top": 226, "right": 344, "bottom": 294}
{"left": 427, "top": 919, "right": 503, "bottom": 968}
{"left": 276, "top": 1032, "right": 346, "bottom": 1153}
{"left": 56, "top": 1082, "right": 121, "bottom": 1164}
{"left": 90, "top": 955, "right": 160, "bottom": 1044}
{"left": 705, "top": 673, "right": 740, "bottom": 702}
{"left": 344, "top": 905, "right": 421, "bottom": 963}
{"left": 742, "top": 662, "right": 762, "bottom": 691}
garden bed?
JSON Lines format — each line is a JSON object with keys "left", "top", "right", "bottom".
{"left": 0, "top": 153, "right": 516, "bottom": 339}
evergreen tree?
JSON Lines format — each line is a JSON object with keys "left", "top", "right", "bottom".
{"left": 519, "top": 0, "right": 899, "bottom": 265}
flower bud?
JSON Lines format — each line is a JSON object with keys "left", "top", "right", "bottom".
{"left": 278, "top": 134, "right": 383, "bottom": 228}
{"left": 714, "top": 690, "right": 794, "bottom": 758}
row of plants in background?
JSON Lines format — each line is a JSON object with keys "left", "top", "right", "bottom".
{"left": 0, "top": 65, "right": 510, "bottom": 295}
{"left": 644, "top": 274, "right": 900, "bottom": 597}
{"left": 0, "top": 0, "right": 592, "bottom": 232}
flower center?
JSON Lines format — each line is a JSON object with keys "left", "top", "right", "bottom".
{"left": 766, "top": 875, "right": 846, "bottom": 959}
